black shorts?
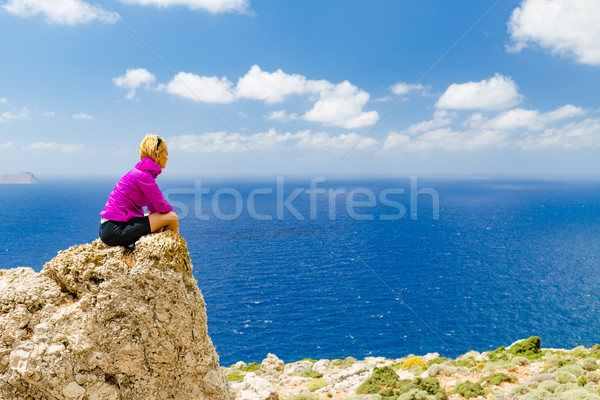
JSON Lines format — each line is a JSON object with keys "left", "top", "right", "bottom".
{"left": 99, "top": 217, "right": 151, "bottom": 247}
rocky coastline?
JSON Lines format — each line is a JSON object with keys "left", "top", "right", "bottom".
{"left": 225, "top": 337, "right": 600, "bottom": 399}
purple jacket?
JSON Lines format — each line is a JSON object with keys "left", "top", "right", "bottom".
{"left": 100, "top": 158, "right": 173, "bottom": 221}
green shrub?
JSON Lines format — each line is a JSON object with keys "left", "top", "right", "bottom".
{"left": 509, "top": 336, "right": 542, "bottom": 359}
{"left": 227, "top": 372, "right": 244, "bottom": 381}
{"left": 299, "top": 358, "right": 318, "bottom": 364}
{"left": 426, "top": 364, "right": 453, "bottom": 377}
{"left": 330, "top": 356, "right": 356, "bottom": 368}
{"left": 239, "top": 362, "right": 260, "bottom": 372}
{"left": 558, "top": 364, "right": 584, "bottom": 377}
{"left": 578, "top": 376, "right": 588, "bottom": 387}
{"left": 483, "top": 361, "right": 510, "bottom": 372}
{"left": 300, "top": 370, "right": 323, "bottom": 378}
{"left": 489, "top": 346, "right": 510, "bottom": 362}
{"left": 397, "top": 389, "right": 436, "bottom": 400}
{"left": 356, "top": 366, "right": 404, "bottom": 394}
{"left": 284, "top": 395, "right": 318, "bottom": 400}
{"left": 522, "top": 389, "right": 553, "bottom": 400}
{"left": 555, "top": 387, "right": 600, "bottom": 399}
{"left": 553, "top": 382, "right": 580, "bottom": 393}
{"left": 401, "top": 377, "right": 447, "bottom": 400}
{"left": 554, "top": 370, "right": 577, "bottom": 384}
{"left": 480, "top": 373, "right": 518, "bottom": 386}
{"left": 585, "top": 371, "right": 600, "bottom": 382}
{"left": 453, "top": 359, "right": 475, "bottom": 368}
{"left": 305, "top": 378, "right": 327, "bottom": 392}
{"left": 509, "top": 384, "right": 530, "bottom": 396}
{"left": 454, "top": 380, "right": 485, "bottom": 398}
{"left": 526, "top": 381, "right": 539, "bottom": 389}
{"left": 505, "top": 363, "right": 519, "bottom": 372}
{"left": 538, "top": 379, "right": 560, "bottom": 393}
{"left": 544, "top": 365, "right": 559, "bottom": 374}
{"left": 512, "top": 356, "right": 530, "bottom": 366}
{"left": 557, "top": 359, "right": 572, "bottom": 367}
{"left": 583, "top": 358, "right": 599, "bottom": 371}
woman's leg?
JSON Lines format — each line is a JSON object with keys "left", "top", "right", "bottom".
{"left": 148, "top": 211, "right": 179, "bottom": 234}
{"left": 100, "top": 217, "right": 152, "bottom": 247}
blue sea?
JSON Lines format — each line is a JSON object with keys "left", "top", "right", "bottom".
{"left": 1, "top": 176, "right": 600, "bottom": 366}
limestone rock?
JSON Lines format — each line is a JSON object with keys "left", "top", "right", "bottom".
{"left": 283, "top": 360, "right": 313, "bottom": 376}
{"left": 0, "top": 231, "right": 228, "bottom": 400}
{"left": 261, "top": 353, "right": 284, "bottom": 373}
{"left": 233, "top": 361, "right": 247, "bottom": 370}
{"left": 364, "top": 357, "right": 393, "bottom": 368}
{"left": 422, "top": 352, "right": 439, "bottom": 364}
{"left": 230, "top": 375, "right": 279, "bottom": 400}
{"left": 329, "top": 362, "right": 371, "bottom": 391}
{"left": 312, "top": 359, "right": 330, "bottom": 374}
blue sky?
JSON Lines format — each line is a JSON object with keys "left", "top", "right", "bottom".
{"left": 1, "top": 0, "right": 599, "bottom": 177}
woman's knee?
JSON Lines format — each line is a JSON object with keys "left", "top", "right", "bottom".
{"left": 165, "top": 211, "right": 178, "bottom": 223}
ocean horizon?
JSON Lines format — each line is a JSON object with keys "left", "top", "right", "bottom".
{"left": 1, "top": 175, "right": 600, "bottom": 365}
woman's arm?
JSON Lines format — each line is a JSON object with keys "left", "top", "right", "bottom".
{"left": 137, "top": 174, "right": 174, "bottom": 214}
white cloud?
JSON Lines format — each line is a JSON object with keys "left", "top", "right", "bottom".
{"left": 1, "top": 141, "right": 14, "bottom": 148}
{"left": 246, "top": 129, "right": 295, "bottom": 149}
{"left": 2, "top": 0, "right": 118, "bottom": 25}
{"left": 159, "top": 72, "right": 235, "bottom": 103}
{"left": 168, "top": 129, "right": 378, "bottom": 152}
{"left": 384, "top": 128, "right": 509, "bottom": 152}
{"left": 436, "top": 74, "right": 522, "bottom": 111}
{"left": 236, "top": 65, "right": 329, "bottom": 104}
{"left": 154, "top": 65, "right": 377, "bottom": 128}
{"left": 0, "top": 98, "right": 7, "bottom": 104}
{"left": 508, "top": 0, "right": 600, "bottom": 66}
{"left": 236, "top": 66, "right": 377, "bottom": 128}
{"left": 169, "top": 130, "right": 293, "bottom": 152}
{"left": 113, "top": 68, "right": 156, "bottom": 100}
{"left": 373, "top": 95, "right": 393, "bottom": 103}
{"left": 403, "top": 110, "right": 455, "bottom": 135}
{"left": 28, "top": 142, "right": 86, "bottom": 152}
{"left": 72, "top": 113, "right": 95, "bottom": 120}
{"left": 265, "top": 109, "right": 299, "bottom": 122}
{"left": 0, "top": 108, "right": 29, "bottom": 122}
{"left": 42, "top": 111, "right": 56, "bottom": 117}
{"left": 517, "top": 118, "right": 600, "bottom": 150}
{"left": 467, "top": 105, "right": 586, "bottom": 131}
{"left": 119, "top": 0, "right": 249, "bottom": 13}
{"left": 293, "top": 131, "right": 377, "bottom": 150}
{"left": 169, "top": 132, "right": 253, "bottom": 152}
{"left": 384, "top": 104, "right": 597, "bottom": 152}
{"left": 390, "top": 82, "right": 425, "bottom": 96}
{"left": 382, "top": 132, "right": 410, "bottom": 151}
{"left": 304, "top": 81, "right": 379, "bottom": 129}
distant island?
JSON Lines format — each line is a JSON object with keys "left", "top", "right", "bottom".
{"left": 0, "top": 172, "right": 38, "bottom": 184}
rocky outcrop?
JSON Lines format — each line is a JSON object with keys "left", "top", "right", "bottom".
{"left": 0, "top": 172, "right": 37, "bottom": 184}
{"left": 0, "top": 231, "right": 228, "bottom": 400}
{"left": 261, "top": 354, "right": 284, "bottom": 374}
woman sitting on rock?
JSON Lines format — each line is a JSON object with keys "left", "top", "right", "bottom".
{"left": 99, "top": 134, "right": 178, "bottom": 247}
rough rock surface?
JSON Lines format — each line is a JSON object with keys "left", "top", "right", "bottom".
{"left": 261, "top": 354, "right": 284, "bottom": 373}
{"left": 0, "top": 231, "right": 228, "bottom": 400}
{"left": 229, "top": 373, "right": 279, "bottom": 400}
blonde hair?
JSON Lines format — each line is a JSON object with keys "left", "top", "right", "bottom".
{"left": 139, "top": 134, "right": 166, "bottom": 162}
